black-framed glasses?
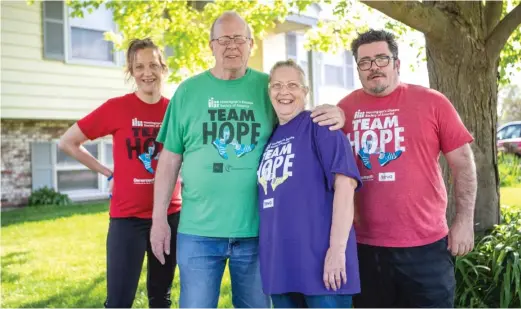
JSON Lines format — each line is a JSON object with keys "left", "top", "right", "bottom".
{"left": 357, "top": 56, "right": 397, "bottom": 71}
{"left": 269, "top": 81, "right": 306, "bottom": 91}
{"left": 211, "top": 35, "right": 251, "bottom": 46}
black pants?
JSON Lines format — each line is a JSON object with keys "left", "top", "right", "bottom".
{"left": 104, "top": 212, "right": 180, "bottom": 308}
{"left": 354, "top": 236, "right": 456, "bottom": 308}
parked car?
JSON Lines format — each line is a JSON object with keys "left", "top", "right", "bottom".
{"left": 497, "top": 120, "right": 521, "bottom": 156}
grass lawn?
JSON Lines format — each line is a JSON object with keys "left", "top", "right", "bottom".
{"left": 499, "top": 185, "right": 521, "bottom": 210}
{"left": 2, "top": 187, "right": 520, "bottom": 308}
{"left": 1, "top": 203, "right": 232, "bottom": 308}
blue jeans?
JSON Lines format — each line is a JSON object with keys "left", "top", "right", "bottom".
{"left": 271, "top": 293, "right": 353, "bottom": 308}
{"left": 176, "top": 233, "right": 270, "bottom": 308}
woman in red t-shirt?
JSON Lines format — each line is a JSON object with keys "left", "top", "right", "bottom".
{"left": 58, "top": 38, "right": 181, "bottom": 308}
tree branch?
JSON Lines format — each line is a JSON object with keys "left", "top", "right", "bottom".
{"left": 484, "top": 1, "right": 503, "bottom": 36}
{"left": 486, "top": 3, "right": 521, "bottom": 60}
{"left": 360, "top": 1, "right": 452, "bottom": 43}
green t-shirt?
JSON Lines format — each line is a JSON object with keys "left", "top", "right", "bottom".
{"left": 157, "top": 68, "right": 276, "bottom": 237}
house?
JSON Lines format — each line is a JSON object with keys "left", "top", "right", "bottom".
{"left": 0, "top": 1, "right": 357, "bottom": 207}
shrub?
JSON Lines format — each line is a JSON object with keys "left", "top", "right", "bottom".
{"left": 455, "top": 205, "right": 521, "bottom": 308}
{"left": 498, "top": 153, "right": 521, "bottom": 187}
{"left": 28, "top": 187, "right": 72, "bottom": 206}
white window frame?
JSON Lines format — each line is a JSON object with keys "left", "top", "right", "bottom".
{"left": 43, "top": 1, "right": 123, "bottom": 67}
{"left": 286, "top": 32, "right": 355, "bottom": 90}
{"left": 51, "top": 139, "right": 114, "bottom": 201}
{"left": 321, "top": 51, "right": 355, "bottom": 89}
{"left": 286, "top": 32, "right": 310, "bottom": 78}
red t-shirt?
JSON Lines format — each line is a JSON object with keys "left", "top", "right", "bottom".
{"left": 339, "top": 83, "right": 474, "bottom": 247}
{"left": 77, "top": 93, "right": 181, "bottom": 219}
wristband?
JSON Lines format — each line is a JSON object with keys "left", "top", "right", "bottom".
{"left": 107, "top": 174, "right": 113, "bottom": 181}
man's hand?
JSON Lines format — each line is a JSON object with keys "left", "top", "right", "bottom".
{"left": 448, "top": 217, "right": 474, "bottom": 256}
{"left": 323, "top": 246, "right": 347, "bottom": 291}
{"left": 310, "top": 104, "right": 346, "bottom": 131}
{"left": 150, "top": 218, "right": 171, "bottom": 265}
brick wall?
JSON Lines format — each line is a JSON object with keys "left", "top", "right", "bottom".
{"left": 1, "top": 119, "right": 75, "bottom": 208}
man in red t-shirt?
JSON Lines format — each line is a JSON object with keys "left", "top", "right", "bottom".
{"left": 338, "top": 29, "right": 477, "bottom": 308}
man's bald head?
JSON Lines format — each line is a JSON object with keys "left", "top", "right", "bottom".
{"left": 210, "top": 11, "right": 252, "bottom": 41}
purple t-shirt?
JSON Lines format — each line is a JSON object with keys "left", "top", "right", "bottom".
{"left": 257, "top": 110, "right": 362, "bottom": 295}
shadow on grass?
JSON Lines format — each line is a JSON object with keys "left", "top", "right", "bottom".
{"left": 1, "top": 202, "right": 109, "bottom": 227}
{"left": 1, "top": 251, "right": 30, "bottom": 284}
{"left": 20, "top": 274, "right": 106, "bottom": 308}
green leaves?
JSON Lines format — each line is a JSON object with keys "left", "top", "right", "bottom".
{"left": 28, "top": 187, "right": 72, "bottom": 207}
{"left": 30, "top": 0, "right": 518, "bottom": 86}
{"left": 64, "top": 0, "right": 306, "bottom": 83}
{"left": 498, "top": 0, "right": 521, "bottom": 87}
{"left": 455, "top": 204, "right": 521, "bottom": 307}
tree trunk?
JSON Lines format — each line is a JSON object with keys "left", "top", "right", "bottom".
{"left": 425, "top": 36, "right": 500, "bottom": 232}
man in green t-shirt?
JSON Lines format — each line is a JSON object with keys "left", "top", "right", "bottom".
{"left": 151, "top": 11, "right": 345, "bottom": 308}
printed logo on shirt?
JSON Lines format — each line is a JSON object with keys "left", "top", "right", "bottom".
{"left": 213, "top": 163, "right": 224, "bottom": 173}
{"left": 347, "top": 109, "right": 405, "bottom": 170}
{"left": 378, "top": 172, "right": 395, "bottom": 182}
{"left": 361, "top": 175, "right": 374, "bottom": 182}
{"left": 263, "top": 198, "right": 274, "bottom": 209}
{"left": 203, "top": 97, "right": 261, "bottom": 161}
{"left": 127, "top": 119, "right": 163, "bottom": 174}
{"left": 225, "top": 164, "right": 254, "bottom": 172}
{"left": 132, "top": 118, "right": 144, "bottom": 127}
{"left": 257, "top": 137, "right": 294, "bottom": 194}
{"left": 133, "top": 178, "right": 154, "bottom": 184}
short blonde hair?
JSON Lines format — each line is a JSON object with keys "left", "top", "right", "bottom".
{"left": 269, "top": 59, "right": 307, "bottom": 86}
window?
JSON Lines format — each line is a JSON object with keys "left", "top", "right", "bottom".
{"left": 511, "top": 125, "right": 521, "bottom": 139}
{"left": 499, "top": 125, "right": 521, "bottom": 140}
{"left": 286, "top": 33, "right": 297, "bottom": 59}
{"left": 285, "top": 32, "right": 355, "bottom": 89}
{"left": 322, "top": 50, "right": 355, "bottom": 88}
{"left": 498, "top": 125, "right": 521, "bottom": 140}
{"left": 43, "top": 1, "right": 121, "bottom": 65}
{"left": 285, "top": 32, "right": 310, "bottom": 81}
{"left": 31, "top": 140, "right": 114, "bottom": 200}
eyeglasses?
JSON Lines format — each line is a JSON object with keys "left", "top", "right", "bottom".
{"left": 357, "top": 56, "right": 397, "bottom": 71}
{"left": 211, "top": 35, "right": 251, "bottom": 46}
{"left": 269, "top": 81, "right": 305, "bottom": 91}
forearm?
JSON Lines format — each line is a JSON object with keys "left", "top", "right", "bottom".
{"left": 330, "top": 175, "right": 357, "bottom": 249}
{"left": 59, "top": 139, "right": 112, "bottom": 177}
{"left": 448, "top": 145, "right": 477, "bottom": 223}
{"left": 153, "top": 150, "right": 182, "bottom": 221}
{"left": 452, "top": 162, "right": 477, "bottom": 222}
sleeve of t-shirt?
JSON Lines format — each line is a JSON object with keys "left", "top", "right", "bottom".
{"left": 156, "top": 85, "right": 185, "bottom": 154}
{"left": 434, "top": 92, "right": 474, "bottom": 154}
{"left": 76, "top": 100, "right": 117, "bottom": 140}
{"left": 313, "top": 123, "right": 363, "bottom": 192}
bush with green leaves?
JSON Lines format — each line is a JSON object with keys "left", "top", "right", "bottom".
{"left": 28, "top": 187, "right": 72, "bottom": 206}
{"left": 498, "top": 153, "right": 521, "bottom": 187}
{"left": 455, "top": 204, "right": 521, "bottom": 308}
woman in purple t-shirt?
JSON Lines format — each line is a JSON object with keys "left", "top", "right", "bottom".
{"left": 257, "top": 59, "right": 363, "bottom": 308}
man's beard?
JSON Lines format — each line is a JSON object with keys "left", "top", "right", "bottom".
{"left": 370, "top": 84, "right": 389, "bottom": 94}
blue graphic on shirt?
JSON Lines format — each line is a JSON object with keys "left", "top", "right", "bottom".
{"left": 212, "top": 127, "right": 255, "bottom": 159}
{"left": 212, "top": 127, "right": 230, "bottom": 159}
{"left": 357, "top": 141, "right": 373, "bottom": 170}
{"left": 378, "top": 150, "right": 403, "bottom": 167}
{"left": 138, "top": 144, "right": 159, "bottom": 173}
{"left": 231, "top": 140, "right": 255, "bottom": 158}
{"left": 356, "top": 140, "right": 403, "bottom": 169}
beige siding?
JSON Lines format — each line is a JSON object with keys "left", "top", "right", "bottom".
{"left": 0, "top": 1, "right": 134, "bottom": 120}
